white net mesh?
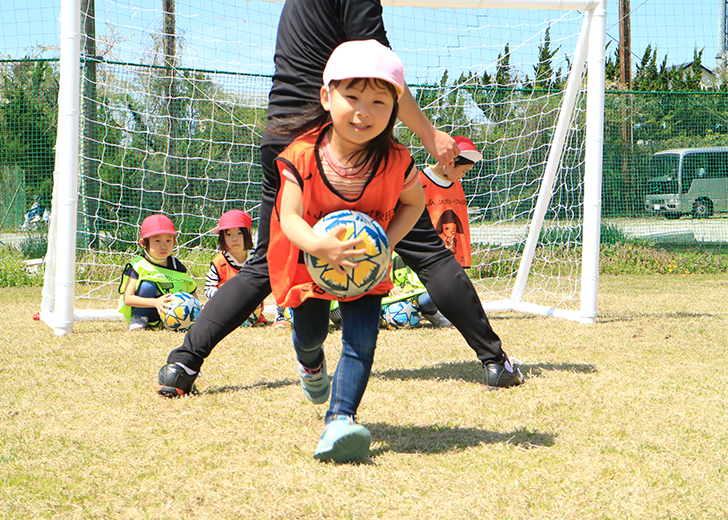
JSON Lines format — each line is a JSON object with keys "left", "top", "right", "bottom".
{"left": 47, "top": 0, "right": 597, "bottom": 319}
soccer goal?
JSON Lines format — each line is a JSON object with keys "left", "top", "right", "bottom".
{"left": 41, "top": 0, "right": 605, "bottom": 335}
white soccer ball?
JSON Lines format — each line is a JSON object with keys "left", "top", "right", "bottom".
{"left": 162, "top": 292, "right": 201, "bottom": 332}
{"left": 241, "top": 303, "right": 265, "bottom": 327}
{"left": 279, "top": 306, "right": 294, "bottom": 326}
{"left": 382, "top": 297, "right": 422, "bottom": 329}
{"left": 304, "top": 210, "right": 391, "bottom": 298}
{"left": 329, "top": 301, "right": 342, "bottom": 328}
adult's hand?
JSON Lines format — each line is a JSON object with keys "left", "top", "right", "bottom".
{"left": 397, "top": 85, "right": 460, "bottom": 165}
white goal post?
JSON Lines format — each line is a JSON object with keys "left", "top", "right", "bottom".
{"left": 42, "top": 0, "right": 606, "bottom": 335}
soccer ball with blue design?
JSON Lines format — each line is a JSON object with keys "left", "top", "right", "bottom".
{"left": 241, "top": 303, "right": 266, "bottom": 327}
{"left": 163, "top": 292, "right": 201, "bottom": 332}
{"left": 382, "top": 297, "right": 422, "bottom": 329}
{"left": 305, "top": 210, "right": 391, "bottom": 298}
{"left": 278, "top": 306, "right": 293, "bottom": 327}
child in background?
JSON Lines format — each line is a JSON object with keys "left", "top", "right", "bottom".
{"left": 420, "top": 136, "right": 482, "bottom": 269}
{"left": 204, "top": 210, "right": 254, "bottom": 299}
{"left": 268, "top": 40, "right": 425, "bottom": 462}
{"left": 204, "top": 209, "right": 267, "bottom": 326}
{"left": 330, "top": 252, "right": 452, "bottom": 330}
{"left": 385, "top": 252, "right": 451, "bottom": 328}
{"left": 119, "top": 215, "right": 198, "bottom": 331}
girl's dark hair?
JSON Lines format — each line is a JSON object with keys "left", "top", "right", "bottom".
{"left": 435, "top": 209, "right": 464, "bottom": 234}
{"left": 266, "top": 78, "right": 400, "bottom": 173}
{"left": 218, "top": 227, "right": 254, "bottom": 252}
{"left": 453, "top": 156, "right": 475, "bottom": 167}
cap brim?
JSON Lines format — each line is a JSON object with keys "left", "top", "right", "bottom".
{"left": 458, "top": 150, "right": 483, "bottom": 162}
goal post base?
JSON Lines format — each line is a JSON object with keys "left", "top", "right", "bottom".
{"left": 41, "top": 309, "right": 124, "bottom": 335}
{"left": 482, "top": 301, "right": 597, "bottom": 324}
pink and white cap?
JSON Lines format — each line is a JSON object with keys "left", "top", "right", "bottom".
{"left": 323, "top": 39, "right": 405, "bottom": 100}
{"left": 454, "top": 136, "right": 483, "bottom": 163}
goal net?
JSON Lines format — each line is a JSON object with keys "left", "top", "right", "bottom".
{"left": 42, "top": 0, "right": 605, "bottom": 334}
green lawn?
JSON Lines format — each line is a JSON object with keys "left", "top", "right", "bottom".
{"left": 1, "top": 276, "right": 727, "bottom": 519}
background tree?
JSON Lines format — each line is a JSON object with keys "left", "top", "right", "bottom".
{"left": 524, "top": 27, "right": 564, "bottom": 90}
{"left": 0, "top": 60, "right": 58, "bottom": 211}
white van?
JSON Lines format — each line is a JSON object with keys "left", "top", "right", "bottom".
{"left": 644, "top": 147, "right": 728, "bottom": 219}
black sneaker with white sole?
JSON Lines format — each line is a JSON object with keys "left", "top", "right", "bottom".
{"left": 157, "top": 363, "right": 199, "bottom": 397}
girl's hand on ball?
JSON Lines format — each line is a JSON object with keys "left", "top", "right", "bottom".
{"left": 316, "top": 225, "right": 366, "bottom": 275}
{"left": 157, "top": 294, "right": 173, "bottom": 315}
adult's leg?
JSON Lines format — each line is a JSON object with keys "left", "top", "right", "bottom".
{"left": 394, "top": 209, "right": 505, "bottom": 365}
{"left": 165, "top": 144, "right": 285, "bottom": 372}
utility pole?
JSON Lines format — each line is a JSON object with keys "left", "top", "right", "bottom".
{"left": 163, "top": 0, "right": 180, "bottom": 213}
{"left": 719, "top": 0, "right": 728, "bottom": 68}
{"left": 81, "top": 0, "right": 99, "bottom": 247}
{"left": 619, "top": 0, "right": 634, "bottom": 214}
{"left": 619, "top": 0, "right": 631, "bottom": 88}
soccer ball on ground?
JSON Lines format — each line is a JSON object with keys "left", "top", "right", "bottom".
{"left": 382, "top": 297, "right": 422, "bottom": 329}
{"left": 304, "top": 210, "right": 391, "bottom": 298}
{"left": 163, "top": 292, "right": 201, "bottom": 332}
{"left": 241, "top": 303, "right": 265, "bottom": 327}
{"left": 329, "top": 301, "right": 342, "bottom": 328}
{"left": 278, "top": 306, "right": 294, "bottom": 327}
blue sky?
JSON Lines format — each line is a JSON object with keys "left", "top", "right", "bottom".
{"left": 0, "top": 0, "right": 722, "bottom": 74}
{"left": 618, "top": 0, "right": 720, "bottom": 69}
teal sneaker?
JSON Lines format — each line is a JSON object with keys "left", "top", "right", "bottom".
{"left": 297, "top": 359, "right": 330, "bottom": 404}
{"left": 313, "top": 415, "right": 371, "bottom": 463}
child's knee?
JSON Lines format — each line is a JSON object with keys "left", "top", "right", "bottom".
{"left": 417, "top": 292, "right": 437, "bottom": 315}
{"left": 137, "top": 281, "right": 159, "bottom": 298}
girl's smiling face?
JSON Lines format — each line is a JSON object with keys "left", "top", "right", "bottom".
{"left": 321, "top": 78, "right": 395, "bottom": 160}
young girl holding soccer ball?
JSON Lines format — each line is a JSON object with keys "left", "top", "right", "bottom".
{"left": 119, "top": 215, "right": 197, "bottom": 332}
{"left": 267, "top": 40, "right": 425, "bottom": 463}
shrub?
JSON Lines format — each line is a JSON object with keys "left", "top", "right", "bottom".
{"left": 18, "top": 233, "right": 48, "bottom": 259}
{"left": 600, "top": 223, "right": 630, "bottom": 245}
{"left": 600, "top": 243, "right": 728, "bottom": 275}
{"left": 0, "top": 246, "right": 44, "bottom": 287}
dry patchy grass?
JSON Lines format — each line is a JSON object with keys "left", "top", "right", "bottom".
{"left": 1, "top": 276, "right": 728, "bottom": 519}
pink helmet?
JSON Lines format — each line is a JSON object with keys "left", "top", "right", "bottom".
{"left": 140, "top": 215, "right": 177, "bottom": 239}
{"left": 323, "top": 39, "right": 405, "bottom": 100}
{"left": 454, "top": 136, "right": 483, "bottom": 163}
{"left": 215, "top": 209, "right": 252, "bottom": 232}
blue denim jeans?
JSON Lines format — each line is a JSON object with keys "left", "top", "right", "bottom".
{"left": 292, "top": 294, "right": 383, "bottom": 423}
{"left": 416, "top": 292, "right": 437, "bottom": 315}
{"left": 131, "top": 281, "right": 162, "bottom": 322}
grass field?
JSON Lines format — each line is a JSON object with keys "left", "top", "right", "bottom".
{"left": 2, "top": 276, "right": 728, "bottom": 519}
